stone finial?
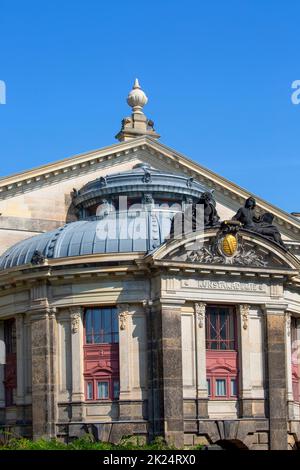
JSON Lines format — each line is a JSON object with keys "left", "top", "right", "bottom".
{"left": 127, "top": 78, "right": 148, "bottom": 114}
{"left": 115, "top": 79, "right": 160, "bottom": 142}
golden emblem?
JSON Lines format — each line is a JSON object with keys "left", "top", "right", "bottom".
{"left": 222, "top": 234, "right": 238, "bottom": 257}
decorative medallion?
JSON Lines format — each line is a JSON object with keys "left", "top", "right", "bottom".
{"left": 216, "top": 220, "right": 241, "bottom": 260}
{"left": 221, "top": 233, "right": 238, "bottom": 257}
{"left": 184, "top": 220, "right": 269, "bottom": 267}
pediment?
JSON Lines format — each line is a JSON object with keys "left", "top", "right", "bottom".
{"left": 0, "top": 136, "right": 300, "bottom": 255}
{"left": 152, "top": 228, "right": 300, "bottom": 272}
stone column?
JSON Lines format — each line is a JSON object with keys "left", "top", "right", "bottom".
{"left": 264, "top": 303, "right": 288, "bottom": 450}
{"left": 24, "top": 314, "right": 32, "bottom": 405}
{"left": 118, "top": 304, "right": 131, "bottom": 398}
{"left": 15, "top": 314, "right": 27, "bottom": 423}
{"left": 238, "top": 304, "right": 253, "bottom": 417}
{"left": 194, "top": 302, "right": 208, "bottom": 418}
{"left": 0, "top": 321, "right": 5, "bottom": 420}
{"left": 150, "top": 300, "right": 184, "bottom": 448}
{"left": 118, "top": 304, "right": 132, "bottom": 419}
{"left": 70, "top": 307, "right": 85, "bottom": 420}
{"left": 30, "top": 306, "right": 57, "bottom": 439}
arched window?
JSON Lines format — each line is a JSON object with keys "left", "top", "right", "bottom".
{"left": 84, "top": 307, "right": 119, "bottom": 401}
{"left": 205, "top": 306, "right": 238, "bottom": 400}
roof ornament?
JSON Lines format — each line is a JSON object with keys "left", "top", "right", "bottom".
{"left": 127, "top": 78, "right": 148, "bottom": 114}
{"left": 115, "top": 79, "right": 160, "bottom": 142}
{"left": 31, "top": 250, "right": 46, "bottom": 266}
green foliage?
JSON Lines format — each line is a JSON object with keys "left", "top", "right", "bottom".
{"left": 192, "top": 444, "right": 204, "bottom": 450}
{"left": 0, "top": 434, "right": 178, "bottom": 450}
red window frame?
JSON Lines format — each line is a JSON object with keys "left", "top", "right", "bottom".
{"left": 206, "top": 305, "right": 239, "bottom": 401}
{"left": 206, "top": 375, "right": 238, "bottom": 400}
{"left": 206, "top": 306, "right": 236, "bottom": 350}
{"left": 83, "top": 307, "right": 119, "bottom": 402}
{"left": 85, "top": 378, "right": 120, "bottom": 401}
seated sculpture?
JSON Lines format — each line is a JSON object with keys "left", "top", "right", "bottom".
{"left": 254, "top": 212, "right": 285, "bottom": 247}
{"left": 232, "top": 197, "right": 257, "bottom": 229}
{"left": 232, "top": 197, "right": 285, "bottom": 247}
{"left": 197, "top": 191, "right": 220, "bottom": 227}
{"left": 170, "top": 191, "right": 220, "bottom": 238}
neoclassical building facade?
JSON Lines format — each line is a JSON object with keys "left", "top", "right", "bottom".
{"left": 0, "top": 81, "right": 300, "bottom": 450}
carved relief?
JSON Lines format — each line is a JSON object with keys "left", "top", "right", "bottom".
{"left": 239, "top": 304, "right": 250, "bottom": 330}
{"left": 186, "top": 241, "right": 268, "bottom": 267}
{"left": 69, "top": 307, "right": 82, "bottom": 334}
{"left": 195, "top": 302, "right": 206, "bottom": 328}
{"left": 168, "top": 237, "right": 282, "bottom": 268}
{"left": 117, "top": 304, "right": 129, "bottom": 330}
{"left": 166, "top": 220, "right": 287, "bottom": 268}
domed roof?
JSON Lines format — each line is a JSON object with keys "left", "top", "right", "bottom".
{"left": 0, "top": 165, "right": 213, "bottom": 271}
{"left": 73, "top": 163, "right": 207, "bottom": 211}
{"left": 0, "top": 211, "right": 171, "bottom": 270}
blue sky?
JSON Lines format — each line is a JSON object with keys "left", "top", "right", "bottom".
{"left": 1, "top": 0, "right": 300, "bottom": 213}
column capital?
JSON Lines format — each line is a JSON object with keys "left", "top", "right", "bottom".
{"left": 68, "top": 305, "right": 84, "bottom": 315}
{"left": 27, "top": 307, "right": 52, "bottom": 322}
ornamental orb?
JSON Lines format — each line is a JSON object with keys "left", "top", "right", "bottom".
{"left": 127, "top": 78, "right": 148, "bottom": 114}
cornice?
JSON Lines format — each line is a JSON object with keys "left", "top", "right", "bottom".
{"left": 150, "top": 259, "right": 298, "bottom": 278}
{"left": 0, "top": 253, "right": 147, "bottom": 291}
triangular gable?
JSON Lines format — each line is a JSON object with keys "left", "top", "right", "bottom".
{"left": 0, "top": 136, "right": 299, "bottom": 242}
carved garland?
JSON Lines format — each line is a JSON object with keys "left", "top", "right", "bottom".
{"left": 69, "top": 307, "right": 83, "bottom": 334}
{"left": 239, "top": 304, "right": 250, "bottom": 330}
{"left": 194, "top": 302, "right": 206, "bottom": 328}
{"left": 118, "top": 304, "right": 129, "bottom": 330}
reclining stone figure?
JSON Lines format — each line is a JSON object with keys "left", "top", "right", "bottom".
{"left": 232, "top": 197, "right": 285, "bottom": 247}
